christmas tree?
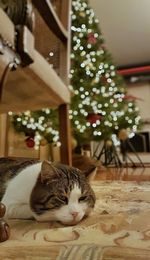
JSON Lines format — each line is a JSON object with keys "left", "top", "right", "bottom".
{"left": 11, "top": 0, "right": 142, "bottom": 149}
{"left": 69, "top": 0, "right": 141, "bottom": 145}
{"left": 11, "top": 108, "right": 59, "bottom": 149}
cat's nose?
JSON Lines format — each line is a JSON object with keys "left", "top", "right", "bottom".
{"left": 71, "top": 211, "right": 78, "bottom": 218}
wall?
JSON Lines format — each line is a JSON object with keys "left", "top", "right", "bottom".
{"left": 127, "top": 81, "right": 150, "bottom": 132}
{"left": 89, "top": 0, "right": 150, "bottom": 67}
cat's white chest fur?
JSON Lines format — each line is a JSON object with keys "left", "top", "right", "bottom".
{"left": 2, "top": 163, "right": 42, "bottom": 219}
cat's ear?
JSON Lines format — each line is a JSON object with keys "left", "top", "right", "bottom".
{"left": 40, "top": 161, "right": 57, "bottom": 184}
{"left": 83, "top": 165, "right": 97, "bottom": 182}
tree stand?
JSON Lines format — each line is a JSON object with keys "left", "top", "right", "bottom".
{"left": 0, "top": 203, "right": 10, "bottom": 242}
{"left": 93, "top": 140, "right": 122, "bottom": 167}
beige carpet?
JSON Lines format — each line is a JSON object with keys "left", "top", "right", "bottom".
{"left": 0, "top": 181, "right": 150, "bottom": 259}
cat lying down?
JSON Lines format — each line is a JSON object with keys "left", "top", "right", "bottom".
{"left": 0, "top": 158, "right": 96, "bottom": 225}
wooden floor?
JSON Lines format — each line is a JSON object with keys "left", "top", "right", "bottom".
{"left": 96, "top": 166, "right": 150, "bottom": 182}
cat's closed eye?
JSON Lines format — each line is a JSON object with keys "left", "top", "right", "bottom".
{"left": 78, "top": 196, "right": 88, "bottom": 202}
{"left": 49, "top": 195, "right": 68, "bottom": 205}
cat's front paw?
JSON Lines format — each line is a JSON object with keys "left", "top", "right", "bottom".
{"left": 0, "top": 203, "right": 10, "bottom": 242}
{"left": 0, "top": 203, "right": 6, "bottom": 218}
{"left": 0, "top": 220, "right": 10, "bottom": 242}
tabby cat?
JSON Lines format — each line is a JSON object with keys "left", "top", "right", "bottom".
{"left": 0, "top": 158, "right": 96, "bottom": 225}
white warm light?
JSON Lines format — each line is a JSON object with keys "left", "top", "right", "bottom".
{"left": 73, "top": 111, "right": 78, "bottom": 115}
{"left": 8, "top": 111, "right": 13, "bottom": 115}
{"left": 86, "top": 122, "right": 91, "bottom": 126}
{"left": 22, "top": 120, "right": 27, "bottom": 125}
{"left": 49, "top": 52, "right": 54, "bottom": 57}
{"left": 129, "top": 132, "right": 135, "bottom": 138}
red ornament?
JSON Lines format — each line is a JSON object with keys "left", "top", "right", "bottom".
{"left": 87, "top": 33, "right": 97, "bottom": 44}
{"left": 25, "top": 137, "right": 35, "bottom": 148}
{"left": 87, "top": 113, "right": 102, "bottom": 124}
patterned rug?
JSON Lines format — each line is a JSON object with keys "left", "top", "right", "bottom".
{"left": 0, "top": 181, "right": 150, "bottom": 259}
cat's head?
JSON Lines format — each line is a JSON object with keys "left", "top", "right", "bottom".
{"left": 30, "top": 161, "right": 96, "bottom": 225}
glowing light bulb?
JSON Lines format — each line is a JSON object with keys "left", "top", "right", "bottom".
{"left": 49, "top": 52, "right": 54, "bottom": 57}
